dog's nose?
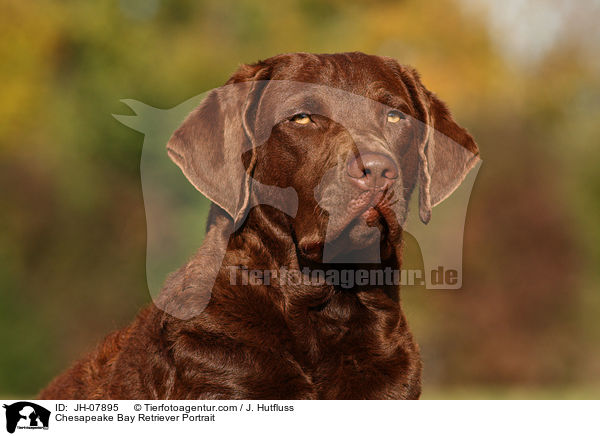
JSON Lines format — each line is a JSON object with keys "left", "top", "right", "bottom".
{"left": 347, "top": 153, "right": 398, "bottom": 190}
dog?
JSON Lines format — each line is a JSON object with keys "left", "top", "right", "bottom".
{"left": 38, "top": 52, "right": 479, "bottom": 399}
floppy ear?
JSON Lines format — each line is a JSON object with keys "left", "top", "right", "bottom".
{"left": 418, "top": 94, "right": 480, "bottom": 224}
{"left": 166, "top": 64, "right": 269, "bottom": 224}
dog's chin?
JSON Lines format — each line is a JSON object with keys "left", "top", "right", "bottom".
{"left": 299, "top": 206, "right": 400, "bottom": 264}
{"left": 347, "top": 211, "right": 385, "bottom": 246}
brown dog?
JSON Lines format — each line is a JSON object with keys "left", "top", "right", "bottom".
{"left": 38, "top": 52, "right": 478, "bottom": 400}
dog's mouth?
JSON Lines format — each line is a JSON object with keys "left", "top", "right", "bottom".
{"left": 341, "top": 188, "right": 402, "bottom": 240}
{"left": 299, "top": 188, "right": 403, "bottom": 262}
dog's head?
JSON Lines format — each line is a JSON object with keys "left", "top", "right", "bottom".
{"left": 167, "top": 52, "right": 479, "bottom": 263}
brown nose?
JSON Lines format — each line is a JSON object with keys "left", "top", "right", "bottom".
{"left": 347, "top": 153, "right": 398, "bottom": 190}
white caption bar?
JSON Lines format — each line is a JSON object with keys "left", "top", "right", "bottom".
{"left": 1, "top": 400, "right": 598, "bottom": 436}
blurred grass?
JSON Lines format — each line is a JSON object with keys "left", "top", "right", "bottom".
{"left": 422, "top": 386, "right": 600, "bottom": 400}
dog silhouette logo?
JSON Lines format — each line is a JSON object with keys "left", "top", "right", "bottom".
{"left": 3, "top": 402, "right": 50, "bottom": 433}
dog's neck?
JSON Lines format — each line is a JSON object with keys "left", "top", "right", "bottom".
{"left": 167, "top": 205, "right": 402, "bottom": 360}
{"left": 155, "top": 204, "right": 418, "bottom": 391}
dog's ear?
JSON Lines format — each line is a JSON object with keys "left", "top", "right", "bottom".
{"left": 418, "top": 93, "right": 480, "bottom": 224}
{"left": 166, "top": 63, "right": 270, "bottom": 223}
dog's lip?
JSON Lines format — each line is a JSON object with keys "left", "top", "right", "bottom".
{"left": 349, "top": 190, "right": 384, "bottom": 214}
{"left": 325, "top": 189, "right": 387, "bottom": 240}
{"left": 371, "top": 197, "right": 403, "bottom": 244}
{"left": 361, "top": 206, "right": 382, "bottom": 226}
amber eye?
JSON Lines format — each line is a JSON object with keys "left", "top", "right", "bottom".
{"left": 387, "top": 110, "right": 405, "bottom": 123}
{"left": 291, "top": 113, "right": 312, "bottom": 125}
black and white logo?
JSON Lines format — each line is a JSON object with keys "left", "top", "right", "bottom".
{"left": 3, "top": 402, "right": 50, "bottom": 434}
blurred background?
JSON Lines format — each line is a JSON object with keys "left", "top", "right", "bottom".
{"left": 1, "top": 0, "right": 599, "bottom": 398}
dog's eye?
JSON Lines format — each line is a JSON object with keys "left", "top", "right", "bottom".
{"left": 290, "top": 113, "right": 312, "bottom": 125}
{"left": 387, "top": 110, "right": 406, "bottom": 123}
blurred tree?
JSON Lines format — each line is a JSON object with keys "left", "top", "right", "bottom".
{"left": 0, "top": 0, "right": 598, "bottom": 397}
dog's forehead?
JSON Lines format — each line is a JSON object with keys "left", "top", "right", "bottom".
{"left": 263, "top": 82, "right": 387, "bottom": 109}
{"left": 268, "top": 53, "right": 411, "bottom": 104}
